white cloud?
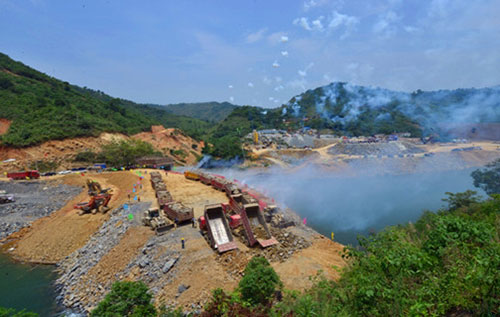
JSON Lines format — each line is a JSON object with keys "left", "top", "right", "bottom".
{"left": 275, "top": 76, "right": 283, "bottom": 83}
{"left": 228, "top": 84, "right": 233, "bottom": 89}
{"left": 229, "top": 96, "right": 234, "bottom": 102}
{"left": 294, "top": 17, "right": 312, "bottom": 31}
{"left": 295, "top": 11, "right": 358, "bottom": 38}
{"left": 272, "top": 61, "right": 280, "bottom": 68}
{"left": 373, "top": 11, "right": 400, "bottom": 38}
{"left": 294, "top": 16, "right": 325, "bottom": 32}
{"left": 281, "top": 51, "right": 289, "bottom": 57}
{"left": 298, "top": 62, "right": 314, "bottom": 77}
{"left": 268, "top": 97, "right": 275, "bottom": 101}
{"left": 262, "top": 76, "right": 272, "bottom": 85}
{"left": 303, "top": 0, "right": 333, "bottom": 11}
{"left": 274, "top": 85, "right": 284, "bottom": 91}
{"left": 404, "top": 26, "right": 419, "bottom": 33}
{"left": 312, "top": 18, "right": 324, "bottom": 31}
{"left": 280, "top": 35, "right": 289, "bottom": 43}
{"left": 245, "top": 27, "right": 268, "bottom": 43}
{"left": 328, "top": 10, "right": 359, "bottom": 39}
{"left": 247, "top": 82, "right": 254, "bottom": 88}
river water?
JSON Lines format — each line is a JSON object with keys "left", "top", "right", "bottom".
{"left": 221, "top": 167, "right": 483, "bottom": 245}
{"left": 0, "top": 253, "right": 59, "bottom": 316}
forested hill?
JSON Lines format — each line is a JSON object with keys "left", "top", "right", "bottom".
{"left": 162, "top": 102, "right": 237, "bottom": 123}
{"left": 279, "top": 82, "right": 500, "bottom": 137}
{"left": 0, "top": 53, "right": 210, "bottom": 147}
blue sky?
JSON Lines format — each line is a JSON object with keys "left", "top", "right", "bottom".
{"left": 1, "top": 0, "right": 499, "bottom": 108}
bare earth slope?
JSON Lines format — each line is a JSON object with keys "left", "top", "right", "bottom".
{"left": 2, "top": 171, "right": 345, "bottom": 313}
{"left": 0, "top": 125, "right": 203, "bottom": 173}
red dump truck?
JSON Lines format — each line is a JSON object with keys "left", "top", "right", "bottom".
{"left": 156, "top": 190, "right": 173, "bottom": 208}
{"left": 202, "top": 204, "right": 238, "bottom": 253}
{"left": 211, "top": 176, "right": 226, "bottom": 191}
{"left": 163, "top": 201, "right": 194, "bottom": 223}
{"left": 199, "top": 172, "right": 213, "bottom": 185}
{"left": 228, "top": 194, "right": 278, "bottom": 248}
{"left": 7, "top": 170, "right": 40, "bottom": 180}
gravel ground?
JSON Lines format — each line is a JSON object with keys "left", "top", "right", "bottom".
{"left": 328, "top": 141, "right": 425, "bottom": 156}
{"left": 55, "top": 202, "right": 151, "bottom": 314}
{"left": 0, "top": 181, "right": 82, "bottom": 240}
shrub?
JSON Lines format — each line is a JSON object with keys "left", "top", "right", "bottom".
{"left": 239, "top": 256, "right": 282, "bottom": 306}
{"left": 74, "top": 150, "right": 97, "bottom": 162}
{"left": 90, "top": 281, "right": 157, "bottom": 317}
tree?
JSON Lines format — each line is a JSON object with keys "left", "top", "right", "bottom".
{"left": 238, "top": 256, "right": 282, "bottom": 306}
{"left": 471, "top": 159, "right": 500, "bottom": 195}
{"left": 442, "top": 190, "right": 481, "bottom": 210}
{"left": 98, "top": 139, "right": 160, "bottom": 167}
{"left": 91, "top": 281, "right": 157, "bottom": 317}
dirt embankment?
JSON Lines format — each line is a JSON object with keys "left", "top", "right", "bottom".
{"left": 134, "top": 126, "right": 204, "bottom": 166}
{"left": 0, "top": 125, "right": 203, "bottom": 173}
{"left": 0, "top": 118, "right": 11, "bottom": 135}
{"left": 6, "top": 171, "right": 141, "bottom": 263}
{"left": 2, "top": 171, "right": 346, "bottom": 314}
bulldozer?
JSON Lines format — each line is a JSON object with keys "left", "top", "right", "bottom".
{"left": 74, "top": 180, "right": 113, "bottom": 215}
{"left": 142, "top": 208, "right": 174, "bottom": 235}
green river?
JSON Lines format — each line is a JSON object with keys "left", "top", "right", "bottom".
{"left": 0, "top": 253, "right": 59, "bottom": 316}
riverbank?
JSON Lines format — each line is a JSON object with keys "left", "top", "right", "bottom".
{"left": 2, "top": 171, "right": 346, "bottom": 314}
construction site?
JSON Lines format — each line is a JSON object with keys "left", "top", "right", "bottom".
{"left": 246, "top": 128, "right": 500, "bottom": 174}
{"left": 0, "top": 169, "right": 345, "bottom": 314}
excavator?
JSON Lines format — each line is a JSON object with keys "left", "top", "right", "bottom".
{"left": 74, "top": 180, "right": 113, "bottom": 215}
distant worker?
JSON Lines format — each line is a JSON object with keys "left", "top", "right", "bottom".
{"left": 181, "top": 237, "right": 185, "bottom": 249}
{"left": 191, "top": 217, "right": 196, "bottom": 228}
{"left": 174, "top": 217, "right": 179, "bottom": 229}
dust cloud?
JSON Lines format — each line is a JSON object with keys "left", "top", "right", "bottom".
{"left": 216, "top": 164, "right": 484, "bottom": 245}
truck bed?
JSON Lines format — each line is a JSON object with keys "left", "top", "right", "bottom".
{"left": 205, "top": 204, "right": 238, "bottom": 253}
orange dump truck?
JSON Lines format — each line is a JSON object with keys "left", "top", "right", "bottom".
{"left": 184, "top": 170, "right": 200, "bottom": 181}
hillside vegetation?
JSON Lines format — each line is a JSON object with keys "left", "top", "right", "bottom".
{"left": 279, "top": 82, "right": 500, "bottom": 138}
{"left": 162, "top": 101, "right": 237, "bottom": 123}
{"left": 0, "top": 53, "right": 210, "bottom": 147}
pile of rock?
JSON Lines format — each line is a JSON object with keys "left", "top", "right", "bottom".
{"left": 55, "top": 202, "right": 150, "bottom": 313}
{"left": 121, "top": 233, "right": 181, "bottom": 296}
{"left": 249, "top": 228, "right": 311, "bottom": 263}
{"left": 215, "top": 249, "right": 248, "bottom": 278}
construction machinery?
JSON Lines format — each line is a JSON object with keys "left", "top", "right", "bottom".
{"left": 156, "top": 190, "right": 173, "bottom": 208}
{"left": 211, "top": 176, "right": 226, "bottom": 191}
{"left": 224, "top": 181, "right": 242, "bottom": 197}
{"left": 228, "top": 193, "right": 278, "bottom": 248}
{"left": 164, "top": 201, "right": 194, "bottom": 223}
{"left": 199, "top": 172, "right": 214, "bottom": 185}
{"left": 184, "top": 170, "right": 200, "bottom": 181}
{"left": 142, "top": 208, "right": 174, "bottom": 235}
{"left": 74, "top": 180, "right": 112, "bottom": 215}
{"left": 0, "top": 193, "right": 14, "bottom": 204}
{"left": 201, "top": 204, "right": 238, "bottom": 253}
{"left": 7, "top": 170, "right": 40, "bottom": 180}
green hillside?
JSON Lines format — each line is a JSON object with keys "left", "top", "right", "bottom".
{"left": 0, "top": 53, "right": 210, "bottom": 147}
{"left": 162, "top": 101, "right": 237, "bottom": 123}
